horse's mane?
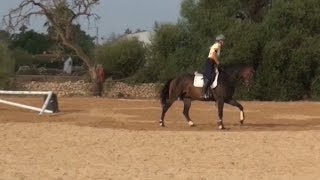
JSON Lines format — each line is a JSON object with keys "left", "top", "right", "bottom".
{"left": 222, "top": 64, "right": 253, "bottom": 74}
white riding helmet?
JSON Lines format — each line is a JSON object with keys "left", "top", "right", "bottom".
{"left": 216, "top": 34, "right": 225, "bottom": 41}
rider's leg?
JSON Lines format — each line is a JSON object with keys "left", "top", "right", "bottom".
{"left": 202, "top": 77, "right": 210, "bottom": 98}
{"left": 212, "top": 64, "right": 218, "bottom": 84}
{"left": 202, "top": 59, "right": 214, "bottom": 98}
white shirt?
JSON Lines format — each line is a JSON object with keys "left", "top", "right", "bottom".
{"left": 208, "top": 42, "right": 221, "bottom": 58}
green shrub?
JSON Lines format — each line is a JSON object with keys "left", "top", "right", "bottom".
{"left": 96, "top": 38, "right": 146, "bottom": 79}
{"left": 0, "top": 44, "right": 15, "bottom": 88}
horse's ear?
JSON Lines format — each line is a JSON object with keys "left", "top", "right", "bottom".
{"left": 253, "top": 63, "right": 259, "bottom": 71}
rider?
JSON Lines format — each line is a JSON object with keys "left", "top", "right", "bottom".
{"left": 201, "top": 34, "right": 225, "bottom": 99}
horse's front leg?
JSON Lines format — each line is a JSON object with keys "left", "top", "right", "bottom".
{"left": 217, "top": 99, "right": 225, "bottom": 130}
{"left": 226, "top": 99, "right": 245, "bottom": 125}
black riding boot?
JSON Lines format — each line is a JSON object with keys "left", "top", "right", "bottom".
{"left": 201, "top": 77, "right": 211, "bottom": 99}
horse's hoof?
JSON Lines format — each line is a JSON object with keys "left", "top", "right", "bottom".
{"left": 159, "top": 121, "right": 165, "bottom": 127}
{"left": 240, "top": 120, "right": 244, "bottom": 125}
{"left": 188, "top": 121, "right": 195, "bottom": 127}
{"left": 218, "top": 125, "right": 225, "bottom": 130}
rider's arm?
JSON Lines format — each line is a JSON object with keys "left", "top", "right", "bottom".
{"left": 209, "top": 52, "right": 220, "bottom": 65}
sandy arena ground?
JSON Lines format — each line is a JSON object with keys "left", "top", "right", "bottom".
{"left": 0, "top": 97, "right": 320, "bottom": 180}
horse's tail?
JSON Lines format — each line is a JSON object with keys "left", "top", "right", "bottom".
{"left": 160, "top": 79, "right": 173, "bottom": 106}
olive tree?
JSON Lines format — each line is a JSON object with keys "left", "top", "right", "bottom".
{"left": 3, "top": 0, "right": 100, "bottom": 82}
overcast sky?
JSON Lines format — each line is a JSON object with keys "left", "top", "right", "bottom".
{"left": 0, "top": 0, "right": 182, "bottom": 39}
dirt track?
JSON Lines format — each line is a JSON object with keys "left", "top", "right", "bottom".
{"left": 0, "top": 97, "right": 320, "bottom": 179}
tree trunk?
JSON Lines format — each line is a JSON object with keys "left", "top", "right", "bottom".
{"left": 88, "top": 66, "right": 97, "bottom": 81}
{"left": 89, "top": 65, "right": 99, "bottom": 96}
{"left": 60, "top": 39, "right": 98, "bottom": 95}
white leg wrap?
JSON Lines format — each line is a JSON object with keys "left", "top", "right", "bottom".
{"left": 240, "top": 111, "right": 244, "bottom": 120}
{"left": 160, "top": 119, "right": 163, "bottom": 126}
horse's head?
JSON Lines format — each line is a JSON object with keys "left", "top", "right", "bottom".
{"left": 239, "top": 66, "right": 255, "bottom": 89}
{"left": 240, "top": 66, "right": 255, "bottom": 89}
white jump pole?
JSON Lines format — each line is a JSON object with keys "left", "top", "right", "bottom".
{"left": 0, "top": 99, "right": 53, "bottom": 113}
{"left": 0, "top": 90, "right": 54, "bottom": 115}
{"left": 0, "top": 90, "right": 52, "bottom": 95}
{"left": 39, "top": 91, "right": 53, "bottom": 115}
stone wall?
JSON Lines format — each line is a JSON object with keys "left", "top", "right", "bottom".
{"left": 104, "top": 82, "right": 159, "bottom": 98}
{"left": 16, "top": 81, "right": 160, "bottom": 99}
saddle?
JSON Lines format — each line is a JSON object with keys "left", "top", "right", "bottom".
{"left": 193, "top": 68, "right": 219, "bottom": 88}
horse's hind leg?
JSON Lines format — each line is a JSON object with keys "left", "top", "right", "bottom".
{"left": 160, "top": 98, "right": 175, "bottom": 127}
{"left": 217, "top": 99, "right": 225, "bottom": 130}
{"left": 226, "top": 99, "right": 245, "bottom": 125}
{"left": 183, "top": 98, "right": 194, "bottom": 127}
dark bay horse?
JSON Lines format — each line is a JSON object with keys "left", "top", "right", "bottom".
{"left": 160, "top": 65, "right": 255, "bottom": 130}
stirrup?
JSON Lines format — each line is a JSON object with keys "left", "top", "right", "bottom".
{"left": 201, "top": 93, "right": 209, "bottom": 99}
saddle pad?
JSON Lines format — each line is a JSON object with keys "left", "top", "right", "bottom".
{"left": 193, "top": 70, "right": 219, "bottom": 89}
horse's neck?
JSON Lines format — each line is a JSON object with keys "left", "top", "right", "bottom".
{"left": 223, "top": 68, "right": 241, "bottom": 83}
